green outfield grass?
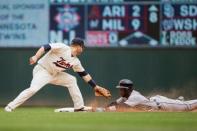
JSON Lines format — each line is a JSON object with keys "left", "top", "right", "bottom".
{"left": 0, "top": 107, "right": 197, "bottom": 131}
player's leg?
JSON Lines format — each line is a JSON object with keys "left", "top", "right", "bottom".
{"left": 50, "top": 72, "right": 84, "bottom": 110}
{"left": 163, "top": 99, "right": 197, "bottom": 111}
{"left": 160, "top": 102, "right": 189, "bottom": 111}
{"left": 5, "top": 65, "right": 52, "bottom": 111}
{"left": 185, "top": 100, "right": 197, "bottom": 110}
{"left": 151, "top": 95, "right": 197, "bottom": 111}
{"left": 150, "top": 95, "right": 189, "bottom": 111}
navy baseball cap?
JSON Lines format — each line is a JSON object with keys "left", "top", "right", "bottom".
{"left": 116, "top": 79, "right": 133, "bottom": 89}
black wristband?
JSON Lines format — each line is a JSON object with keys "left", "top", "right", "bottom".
{"left": 88, "top": 79, "right": 96, "bottom": 88}
{"left": 43, "top": 44, "right": 51, "bottom": 51}
{"left": 77, "top": 71, "right": 88, "bottom": 77}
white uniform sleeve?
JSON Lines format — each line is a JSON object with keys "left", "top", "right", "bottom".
{"left": 49, "top": 43, "right": 69, "bottom": 52}
{"left": 72, "top": 59, "right": 85, "bottom": 72}
{"left": 124, "top": 91, "right": 149, "bottom": 107}
{"left": 124, "top": 96, "right": 144, "bottom": 107}
{"left": 116, "top": 97, "right": 127, "bottom": 104}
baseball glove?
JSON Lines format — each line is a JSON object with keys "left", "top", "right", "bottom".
{"left": 94, "top": 86, "right": 111, "bottom": 99}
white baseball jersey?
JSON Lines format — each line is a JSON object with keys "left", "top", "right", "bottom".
{"left": 116, "top": 90, "right": 197, "bottom": 111}
{"left": 38, "top": 43, "right": 85, "bottom": 75}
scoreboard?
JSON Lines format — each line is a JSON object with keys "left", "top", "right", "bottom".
{"left": 161, "top": 3, "right": 197, "bottom": 46}
{"left": 50, "top": 0, "right": 197, "bottom": 47}
{"left": 86, "top": 4, "right": 160, "bottom": 46}
{"left": 50, "top": 1, "right": 161, "bottom": 47}
{"left": 0, "top": 0, "right": 197, "bottom": 47}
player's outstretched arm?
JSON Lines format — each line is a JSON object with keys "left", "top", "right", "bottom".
{"left": 77, "top": 72, "right": 111, "bottom": 99}
{"left": 29, "top": 46, "right": 45, "bottom": 65}
{"left": 29, "top": 44, "right": 51, "bottom": 65}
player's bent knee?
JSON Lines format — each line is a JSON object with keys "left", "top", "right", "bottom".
{"left": 65, "top": 76, "right": 78, "bottom": 88}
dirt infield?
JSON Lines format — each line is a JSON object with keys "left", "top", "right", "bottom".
{"left": 191, "top": 109, "right": 197, "bottom": 112}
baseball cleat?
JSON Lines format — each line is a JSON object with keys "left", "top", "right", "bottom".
{"left": 177, "top": 96, "right": 184, "bottom": 101}
{"left": 4, "top": 106, "right": 13, "bottom": 112}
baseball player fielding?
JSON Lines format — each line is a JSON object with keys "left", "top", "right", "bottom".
{"left": 4, "top": 38, "right": 111, "bottom": 112}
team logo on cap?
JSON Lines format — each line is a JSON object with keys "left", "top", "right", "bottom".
{"left": 55, "top": 5, "right": 80, "bottom": 32}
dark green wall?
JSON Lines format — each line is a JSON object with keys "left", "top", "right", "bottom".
{"left": 0, "top": 48, "right": 197, "bottom": 106}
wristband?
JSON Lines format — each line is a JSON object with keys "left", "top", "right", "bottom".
{"left": 43, "top": 44, "right": 51, "bottom": 51}
{"left": 88, "top": 79, "right": 96, "bottom": 88}
{"left": 77, "top": 71, "right": 88, "bottom": 77}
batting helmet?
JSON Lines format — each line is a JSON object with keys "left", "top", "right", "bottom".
{"left": 116, "top": 79, "right": 133, "bottom": 89}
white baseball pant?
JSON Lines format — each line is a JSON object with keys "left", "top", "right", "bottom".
{"left": 150, "top": 95, "right": 197, "bottom": 111}
{"left": 7, "top": 64, "right": 84, "bottom": 110}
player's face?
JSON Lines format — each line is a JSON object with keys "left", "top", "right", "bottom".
{"left": 119, "top": 88, "right": 132, "bottom": 98}
{"left": 76, "top": 46, "right": 84, "bottom": 56}
{"left": 119, "top": 88, "right": 128, "bottom": 97}
{"left": 72, "top": 45, "right": 84, "bottom": 57}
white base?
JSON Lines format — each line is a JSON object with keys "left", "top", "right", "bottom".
{"left": 54, "top": 106, "right": 93, "bottom": 112}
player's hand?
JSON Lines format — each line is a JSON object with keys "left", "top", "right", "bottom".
{"left": 29, "top": 56, "right": 38, "bottom": 65}
{"left": 94, "top": 85, "right": 111, "bottom": 99}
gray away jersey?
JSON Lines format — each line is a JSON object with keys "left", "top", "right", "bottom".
{"left": 116, "top": 90, "right": 158, "bottom": 109}
{"left": 38, "top": 43, "right": 85, "bottom": 74}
